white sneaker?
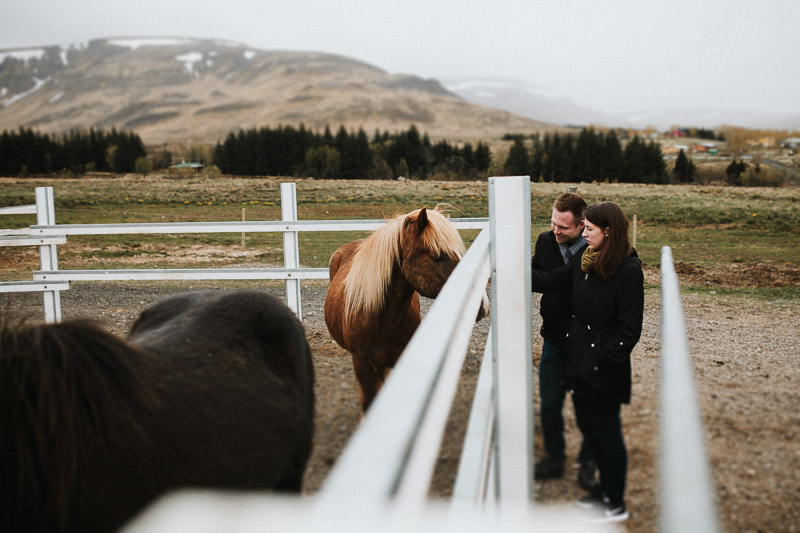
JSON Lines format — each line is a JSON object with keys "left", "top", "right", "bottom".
{"left": 583, "top": 503, "right": 630, "bottom": 523}
{"left": 575, "top": 489, "right": 609, "bottom": 509}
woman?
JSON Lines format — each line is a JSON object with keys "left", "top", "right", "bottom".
{"left": 531, "top": 201, "right": 644, "bottom": 524}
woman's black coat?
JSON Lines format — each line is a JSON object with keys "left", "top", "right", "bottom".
{"left": 531, "top": 250, "right": 644, "bottom": 404}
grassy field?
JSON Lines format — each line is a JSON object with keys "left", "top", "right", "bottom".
{"left": 2, "top": 175, "right": 798, "bottom": 300}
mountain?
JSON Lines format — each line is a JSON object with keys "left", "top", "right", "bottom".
{"left": 613, "top": 107, "right": 800, "bottom": 131}
{"left": 444, "top": 78, "right": 618, "bottom": 127}
{"left": 0, "top": 38, "right": 554, "bottom": 145}
{"left": 445, "top": 77, "right": 800, "bottom": 131}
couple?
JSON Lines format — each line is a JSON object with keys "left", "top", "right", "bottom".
{"left": 531, "top": 191, "right": 644, "bottom": 524}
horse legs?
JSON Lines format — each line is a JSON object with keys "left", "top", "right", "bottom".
{"left": 351, "top": 354, "right": 388, "bottom": 412}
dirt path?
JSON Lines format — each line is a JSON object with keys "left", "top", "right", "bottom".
{"left": 2, "top": 273, "right": 798, "bottom": 532}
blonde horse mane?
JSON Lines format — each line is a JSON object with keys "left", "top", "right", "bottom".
{"left": 343, "top": 207, "right": 465, "bottom": 318}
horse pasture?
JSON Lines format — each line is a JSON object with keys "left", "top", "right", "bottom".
{"left": 1, "top": 176, "right": 799, "bottom": 532}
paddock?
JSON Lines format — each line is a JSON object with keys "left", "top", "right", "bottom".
{"left": 3, "top": 178, "right": 788, "bottom": 530}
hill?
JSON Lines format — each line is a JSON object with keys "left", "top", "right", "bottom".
{"left": 444, "top": 77, "right": 619, "bottom": 127}
{"left": 0, "top": 37, "right": 554, "bottom": 145}
{"left": 445, "top": 78, "right": 800, "bottom": 131}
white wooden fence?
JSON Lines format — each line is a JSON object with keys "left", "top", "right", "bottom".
{"left": 659, "top": 246, "right": 721, "bottom": 533}
{"left": 0, "top": 183, "right": 486, "bottom": 322}
{"left": 0, "top": 187, "right": 66, "bottom": 321}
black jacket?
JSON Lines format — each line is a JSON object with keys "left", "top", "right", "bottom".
{"left": 531, "top": 231, "right": 587, "bottom": 343}
{"left": 531, "top": 250, "right": 644, "bottom": 404}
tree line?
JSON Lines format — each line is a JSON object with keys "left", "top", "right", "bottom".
{"left": 0, "top": 127, "right": 147, "bottom": 175}
{"left": 2, "top": 124, "right": 674, "bottom": 184}
{"left": 212, "top": 124, "right": 492, "bottom": 180}
{"left": 503, "top": 129, "right": 667, "bottom": 184}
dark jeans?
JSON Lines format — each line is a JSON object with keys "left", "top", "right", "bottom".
{"left": 539, "top": 340, "right": 592, "bottom": 464}
{"left": 572, "top": 391, "right": 627, "bottom": 507}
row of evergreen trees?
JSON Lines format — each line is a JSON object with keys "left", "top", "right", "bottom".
{"left": 504, "top": 129, "right": 668, "bottom": 183}
{"left": 0, "top": 127, "right": 147, "bottom": 175}
{"left": 212, "top": 124, "right": 492, "bottom": 180}
{"left": 2, "top": 124, "right": 670, "bottom": 183}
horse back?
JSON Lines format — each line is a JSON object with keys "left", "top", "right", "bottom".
{"left": 127, "top": 290, "right": 315, "bottom": 490}
{"left": 328, "top": 239, "right": 361, "bottom": 281}
{"left": 129, "top": 291, "right": 309, "bottom": 378}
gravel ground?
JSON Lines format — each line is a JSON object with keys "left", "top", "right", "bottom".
{"left": 2, "top": 266, "right": 798, "bottom": 533}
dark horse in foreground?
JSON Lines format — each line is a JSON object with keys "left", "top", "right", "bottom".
{"left": 0, "top": 290, "right": 315, "bottom": 533}
{"left": 324, "top": 206, "right": 488, "bottom": 412}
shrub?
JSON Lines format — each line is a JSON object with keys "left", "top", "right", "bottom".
{"left": 741, "top": 165, "right": 784, "bottom": 187}
{"left": 134, "top": 157, "right": 153, "bottom": 176}
{"left": 205, "top": 165, "right": 222, "bottom": 179}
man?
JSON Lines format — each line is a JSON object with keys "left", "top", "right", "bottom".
{"left": 531, "top": 191, "right": 596, "bottom": 489}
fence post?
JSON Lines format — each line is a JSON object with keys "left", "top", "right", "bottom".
{"left": 241, "top": 208, "right": 246, "bottom": 250}
{"left": 35, "top": 187, "right": 61, "bottom": 323}
{"left": 281, "top": 183, "right": 302, "bottom": 319}
{"left": 488, "top": 176, "right": 533, "bottom": 505}
{"left": 659, "top": 246, "right": 720, "bottom": 533}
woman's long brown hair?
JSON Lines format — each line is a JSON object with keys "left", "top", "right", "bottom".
{"left": 583, "top": 201, "right": 632, "bottom": 279}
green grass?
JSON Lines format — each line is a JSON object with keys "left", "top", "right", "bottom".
{"left": 1, "top": 176, "right": 798, "bottom": 303}
{"left": 632, "top": 226, "right": 798, "bottom": 266}
{"left": 683, "top": 284, "right": 799, "bottom": 300}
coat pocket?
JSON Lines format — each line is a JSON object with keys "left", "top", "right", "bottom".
{"left": 565, "top": 341, "right": 600, "bottom": 383}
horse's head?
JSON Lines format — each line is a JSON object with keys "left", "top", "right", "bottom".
{"left": 340, "top": 205, "right": 488, "bottom": 321}
{"left": 398, "top": 206, "right": 466, "bottom": 299}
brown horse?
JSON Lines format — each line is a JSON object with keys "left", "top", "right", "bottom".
{"left": 324, "top": 206, "right": 488, "bottom": 412}
{"left": 0, "top": 290, "right": 314, "bottom": 533}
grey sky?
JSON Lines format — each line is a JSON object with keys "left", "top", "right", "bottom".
{"left": 4, "top": 0, "right": 799, "bottom": 116}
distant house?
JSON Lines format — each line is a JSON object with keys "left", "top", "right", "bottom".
{"left": 691, "top": 143, "right": 717, "bottom": 154}
{"left": 782, "top": 137, "right": 800, "bottom": 149}
{"left": 169, "top": 161, "right": 204, "bottom": 173}
{"left": 667, "top": 128, "right": 688, "bottom": 138}
{"left": 662, "top": 144, "right": 691, "bottom": 155}
{"left": 749, "top": 137, "right": 778, "bottom": 148}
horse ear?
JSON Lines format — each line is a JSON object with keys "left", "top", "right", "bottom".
{"left": 416, "top": 207, "right": 429, "bottom": 233}
{"left": 434, "top": 204, "right": 442, "bottom": 212}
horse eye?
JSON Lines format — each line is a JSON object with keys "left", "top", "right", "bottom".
{"left": 432, "top": 254, "right": 447, "bottom": 263}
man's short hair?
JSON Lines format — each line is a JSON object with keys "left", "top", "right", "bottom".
{"left": 553, "top": 192, "right": 587, "bottom": 223}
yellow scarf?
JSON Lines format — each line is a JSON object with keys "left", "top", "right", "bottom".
{"left": 581, "top": 247, "right": 599, "bottom": 273}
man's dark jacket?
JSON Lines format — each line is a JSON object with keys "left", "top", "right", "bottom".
{"left": 531, "top": 230, "right": 587, "bottom": 343}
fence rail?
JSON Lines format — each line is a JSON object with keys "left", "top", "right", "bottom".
{"left": 0, "top": 204, "right": 37, "bottom": 215}
{"left": 659, "top": 246, "right": 721, "bottom": 532}
{"left": 34, "top": 268, "right": 330, "bottom": 282}
{"left": 29, "top": 218, "right": 489, "bottom": 235}
{"left": 0, "top": 280, "right": 70, "bottom": 293}
{"left": 2, "top": 184, "right": 487, "bottom": 322}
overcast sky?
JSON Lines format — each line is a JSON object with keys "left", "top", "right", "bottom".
{"left": 4, "top": 0, "right": 799, "bottom": 116}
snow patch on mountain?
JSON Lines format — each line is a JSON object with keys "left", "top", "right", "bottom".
{"left": 175, "top": 51, "right": 204, "bottom": 76}
{"left": 1, "top": 76, "right": 51, "bottom": 107}
{"left": 109, "top": 38, "right": 197, "bottom": 50}
{"left": 0, "top": 48, "right": 46, "bottom": 66}
{"left": 446, "top": 79, "right": 560, "bottom": 100}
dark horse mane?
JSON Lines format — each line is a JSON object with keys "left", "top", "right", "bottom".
{"left": 1, "top": 319, "right": 161, "bottom": 532}
{"left": 1, "top": 290, "right": 315, "bottom": 533}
